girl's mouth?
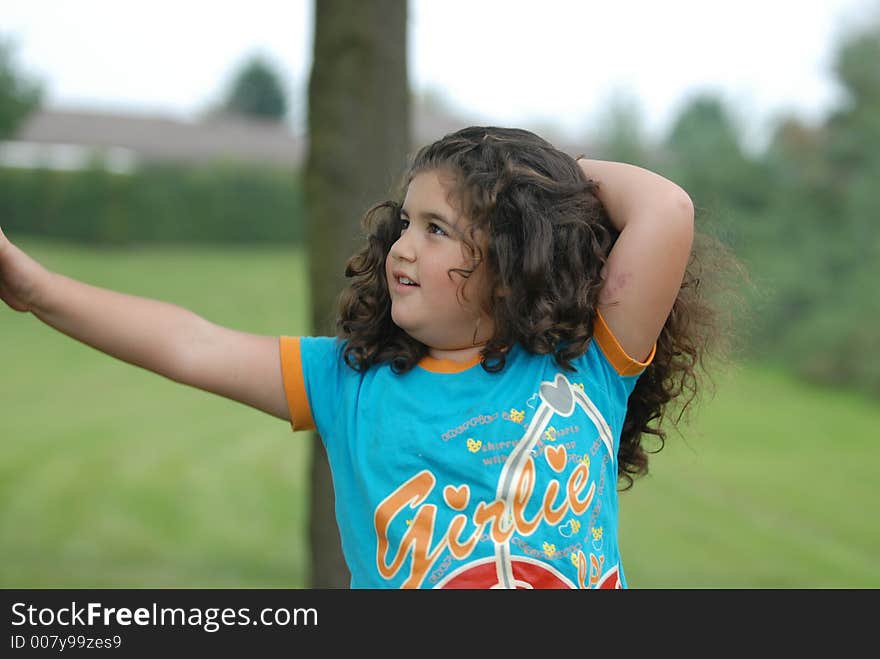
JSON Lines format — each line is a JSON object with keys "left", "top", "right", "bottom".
{"left": 392, "top": 275, "right": 420, "bottom": 293}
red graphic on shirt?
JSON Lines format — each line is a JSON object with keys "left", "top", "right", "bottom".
{"left": 435, "top": 554, "right": 621, "bottom": 589}
{"left": 438, "top": 557, "right": 573, "bottom": 589}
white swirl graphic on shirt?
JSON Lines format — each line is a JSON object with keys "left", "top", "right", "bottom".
{"left": 489, "top": 373, "right": 614, "bottom": 588}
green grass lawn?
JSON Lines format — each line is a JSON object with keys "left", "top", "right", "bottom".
{"left": 2, "top": 239, "right": 878, "bottom": 588}
{"left": 1, "top": 238, "right": 313, "bottom": 587}
{"left": 619, "top": 361, "right": 879, "bottom": 588}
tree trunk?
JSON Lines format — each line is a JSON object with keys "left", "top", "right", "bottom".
{"left": 303, "top": 0, "right": 409, "bottom": 588}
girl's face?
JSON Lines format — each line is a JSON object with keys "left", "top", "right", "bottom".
{"left": 386, "top": 169, "right": 494, "bottom": 353}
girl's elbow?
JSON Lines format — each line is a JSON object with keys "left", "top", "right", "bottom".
{"left": 669, "top": 192, "right": 695, "bottom": 244}
{"left": 668, "top": 194, "right": 695, "bottom": 254}
{"left": 672, "top": 190, "right": 695, "bottom": 222}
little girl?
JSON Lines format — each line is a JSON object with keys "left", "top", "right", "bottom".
{"left": 0, "top": 126, "right": 724, "bottom": 589}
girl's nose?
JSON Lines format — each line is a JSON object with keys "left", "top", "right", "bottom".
{"left": 390, "top": 231, "right": 416, "bottom": 263}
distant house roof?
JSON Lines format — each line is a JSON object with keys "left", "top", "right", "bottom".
{"left": 4, "top": 101, "right": 592, "bottom": 171}
{"left": 11, "top": 108, "right": 306, "bottom": 168}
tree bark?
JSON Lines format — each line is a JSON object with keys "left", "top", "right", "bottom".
{"left": 303, "top": 0, "right": 409, "bottom": 588}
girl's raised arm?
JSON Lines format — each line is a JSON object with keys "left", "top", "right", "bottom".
{"left": 0, "top": 226, "right": 292, "bottom": 422}
{"left": 577, "top": 159, "right": 695, "bottom": 362}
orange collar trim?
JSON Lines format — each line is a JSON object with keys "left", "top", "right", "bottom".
{"left": 417, "top": 353, "right": 483, "bottom": 374}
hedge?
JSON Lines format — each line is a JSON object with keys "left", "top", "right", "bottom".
{"left": 0, "top": 162, "right": 305, "bottom": 245}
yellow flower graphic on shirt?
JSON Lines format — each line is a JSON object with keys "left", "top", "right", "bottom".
{"left": 544, "top": 427, "right": 557, "bottom": 442}
{"left": 466, "top": 438, "right": 482, "bottom": 453}
{"left": 570, "top": 553, "right": 580, "bottom": 567}
{"left": 509, "top": 408, "right": 525, "bottom": 423}
{"left": 542, "top": 542, "right": 557, "bottom": 558}
{"left": 591, "top": 526, "right": 603, "bottom": 541}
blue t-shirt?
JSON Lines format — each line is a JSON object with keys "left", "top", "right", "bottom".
{"left": 279, "top": 312, "right": 654, "bottom": 589}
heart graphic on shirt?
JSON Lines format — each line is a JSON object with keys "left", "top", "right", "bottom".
{"left": 443, "top": 484, "right": 470, "bottom": 510}
{"left": 545, "top": 445, "right": 567, "bottom": 472}
{"left": 540, "top": 374, "right": 575, "bottom": 417}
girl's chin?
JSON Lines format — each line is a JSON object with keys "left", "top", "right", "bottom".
{"left": 390, "top": 312, "right": 419, "bottom": 334}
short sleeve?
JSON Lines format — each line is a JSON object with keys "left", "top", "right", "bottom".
{"left": 278, "top": 335, "right": 346, "bottom": 433}
{"left": 592, "top": 310, "right": 656, "bottom": 377}
{"left": 578, "top": 311, "right": 657, "bottom": 429}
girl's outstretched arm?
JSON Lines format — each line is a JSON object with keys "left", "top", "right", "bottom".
{"left": 577, "top": 159, "right": 695, "bottom": 362}
{"left": 0, "top": 226, "right": 291, "bottom": 422}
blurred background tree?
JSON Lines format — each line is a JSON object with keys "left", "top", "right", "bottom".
{"left": 592, "top": 89, "right": 653, "bottom": 168}
{"left": 646, "top": 18, "right": 880, "bottom": 395}
{"left": 221, "top": 53, "right": 288, "bottom": 121}
{"left": 0, "top": 37, "right": 42, "bottom": 139}
{"left": 303, "top": 0, "right": 410, "bottom": 587}
{"left": 779, "top": 21, "right": 880, "bottom": 391}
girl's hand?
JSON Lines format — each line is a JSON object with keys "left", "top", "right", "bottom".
{"left": 0, "top": 225, "right": 52, "bottom": 313}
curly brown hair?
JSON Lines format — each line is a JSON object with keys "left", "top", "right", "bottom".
{"left": 337, "top": 126, "right": 743, "bottom": 490}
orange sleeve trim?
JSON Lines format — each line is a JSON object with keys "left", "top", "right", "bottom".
{"left": 279, "top": 336, "right": 315, "bottom": 432}
{"left": 594, "top": 310, "right": 657, "bottom": 377}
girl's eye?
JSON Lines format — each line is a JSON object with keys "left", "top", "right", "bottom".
{"left": 427, "top": 222, "right": 447, "bottom": 237}
{"left": 398, "top": 217, "right": 447, "bottom": 237}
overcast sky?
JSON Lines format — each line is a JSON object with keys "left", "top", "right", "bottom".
{"left": 3, "top": 0, "right": 878, "bottom": 152}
